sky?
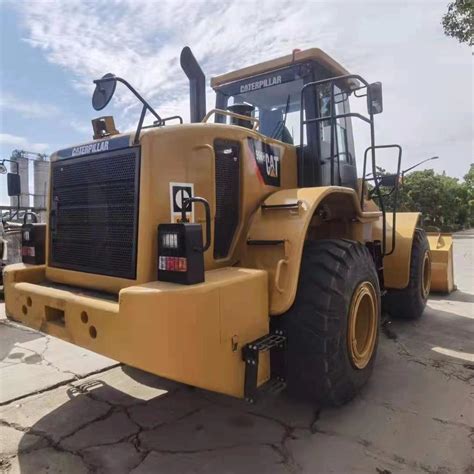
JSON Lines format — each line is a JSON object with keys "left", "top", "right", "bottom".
{"left": 0, "top": 0, "right": 472, "bottom": 205}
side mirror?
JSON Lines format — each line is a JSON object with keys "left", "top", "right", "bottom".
{"left": 92, "top": 73, "right": 117, "bottom": 111}
{"left": 7, "top": 173, "right": 21, "bottom": 196}
{"left": 367, "top": 82, "right": 383, "bottom": 115}
{"left": 378, "top": 174, "right": 397, "bottom": 188}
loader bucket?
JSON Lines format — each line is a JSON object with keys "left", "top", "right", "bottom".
{"left": 426, "top": 232, "right": 455, "bottom": 293}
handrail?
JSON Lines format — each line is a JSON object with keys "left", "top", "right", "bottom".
{"left": 202, "top": 108, "right": 260, "bottom": 130}
{"left": 299, "top": 74, "right": 375, "bottom": 188}
{"left": 299, "top": 73, "right": 391, "bottom": 255}
{"left": 303, "top": 112, "right": 371, "bottom": 125}
{"left": 141, "top": 116, "right": 184, "bottom": 129}
{"left": 362, "top": 144, "right": 402, "bottom": 256}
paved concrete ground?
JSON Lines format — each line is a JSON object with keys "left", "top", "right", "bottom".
{"left": 0, "top": 232, "right": 472, "bottom": 474}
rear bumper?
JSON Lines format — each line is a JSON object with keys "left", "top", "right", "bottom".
{"left": 4, "top": 264, "right": 270, "bottom": 398}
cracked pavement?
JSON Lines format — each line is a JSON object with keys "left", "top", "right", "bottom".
{"left": 0, "top": 231, "right": 473, "bottom": 473}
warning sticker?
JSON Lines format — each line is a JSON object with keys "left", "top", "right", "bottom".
{"left": 169, "top": 182, "right": 194, "bottom": 223}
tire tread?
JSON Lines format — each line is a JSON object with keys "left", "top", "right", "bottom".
{"left": 274, "top": 239, "right": 380, "bottom": 406}
{"left": 383, "top": 228, "right": 430, "bottom": 319}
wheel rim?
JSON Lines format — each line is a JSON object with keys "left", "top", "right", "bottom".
{"left": 421, "top": 251, "right": 431, "bottom": 299}
{"left": 347, "top": 282, "right": 378, "bottom": 370}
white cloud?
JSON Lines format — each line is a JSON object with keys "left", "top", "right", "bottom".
{"left": 0, "top": 133, "right": 49, "bottom": 153}
{"left": 0, "top": 93, "right": 59, "bottom": 119}
{"left": 69, "top": 120, "right": 92, "bottom": 135}
{"left": 14, "top": 0, "right": 473, "bottom": 177}
{"left": 19, "top": 0, "right": 335, "bottom": 118}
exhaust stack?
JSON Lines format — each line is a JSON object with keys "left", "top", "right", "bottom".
{"left": 180, "top": 47, "right": 206, "bottom": 123}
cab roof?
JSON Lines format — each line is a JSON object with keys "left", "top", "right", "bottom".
{"left": 210, "top": 48, "right": 351, "bottom": 89}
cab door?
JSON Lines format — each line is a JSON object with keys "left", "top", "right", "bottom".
{"left": 316, "top": 84, "right": 358, "bottom": 189}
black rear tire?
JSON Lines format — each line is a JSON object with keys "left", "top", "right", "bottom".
{"left": 383, "top": 228, "right": 431, "bottom": 320}
{"left": 274, "top": 239, "right": 381, "bottom": 406}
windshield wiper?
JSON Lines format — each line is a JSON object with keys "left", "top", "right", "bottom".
{"left": 270, "top": 94, "right": 291, "bottom": 140}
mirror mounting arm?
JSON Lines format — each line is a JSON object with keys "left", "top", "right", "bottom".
{"left": 134, "top": 105, "right": 148, "bottom": 145}
{"left": 93, "top": 75, "right": 162, "bottom": 145}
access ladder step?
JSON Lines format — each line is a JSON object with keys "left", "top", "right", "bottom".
{"left": 243, "top": 332, "right": 286, "bottom": 353}
{"left": 258, "top": 377, "right": 287, "bottom": 397}
{"left": 242, "top": 330, "right": 286, "bottom": 404}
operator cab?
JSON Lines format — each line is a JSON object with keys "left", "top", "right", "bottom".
{"left": 212, "top": 48, "right": 369, "bottom": 190}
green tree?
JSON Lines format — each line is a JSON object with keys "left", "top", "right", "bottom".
{"left": 459, "top": 164, "right": 474, "bottom": 226}
{"left": 442, "top": 0, "right": 474, "bottom": 46}
{"left": 400, "top": 170, "right": 458, "bottom": 229}
{"left": 374, "top": 166, "right": 473, "bottom": 231}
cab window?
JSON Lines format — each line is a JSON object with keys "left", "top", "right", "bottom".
{"left": 217, "top": 78, "right": 304, "bottom": 145}
{"left": 317, "top": 84, "right": 351, "bottom": 164}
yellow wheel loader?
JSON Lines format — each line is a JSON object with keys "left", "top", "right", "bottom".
{"left": 4, "top": 47, "right": 454, "bottom": 405}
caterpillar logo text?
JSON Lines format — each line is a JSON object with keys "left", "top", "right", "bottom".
{"left": 257, "top": 149, "right": 279, "bottom": 179}
{"left": 247, "top": 137, "right": 282, "bottom": 186}
{"left": 240, "top": 75, "right": 282, "bottom": 93}
{"left": 72, "top": 140, "right": 109, "bottom": 157}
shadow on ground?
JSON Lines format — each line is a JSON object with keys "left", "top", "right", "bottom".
{"left": 0, "top": 321, "right": 44, "bottom": 362}
{"left": 8, "top": 366, "right": 319, "bottom": 474}
{"left": 3, "top": 229, "right": 473, "bottom": 473}
{"left": 6, "top": 303, "right": 473, "bottom": 474}
{"left": 429, "top": 289, "right": 474, "bottom": 304}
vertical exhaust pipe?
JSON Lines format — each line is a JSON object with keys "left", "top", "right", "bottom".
{"left": 180, "top": 46, "right": 206, "bottom": 123}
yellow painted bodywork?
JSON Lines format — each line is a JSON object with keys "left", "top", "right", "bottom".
{"left": 427, "top": 232, "right": 455, "bottom": 293}
{"left": 4, "top": 67, "right": 451, "bottom": 397}
{"left": 45, "top": 124, "right": 297, "bottom": 294}
{"left": 5, "top": 264, "right": 270, "bottom": 398}
{"left": 373, "top": 212, "right": 421, "bottom": 289}
{"left": 240, "top": 187, "right": 429, "bottom": 315}
{"left": 241, "top": 187, "right": 381, "bottom": 314}
{"left": 211, "top": 48, "right": 351, "bottom": 88}
{"left": 6, "top": 123, "right": 293, "bottom": 398}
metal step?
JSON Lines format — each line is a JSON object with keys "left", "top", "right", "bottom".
{"left": 258, "top": 377, "right": 287, "bottom": 397}
{"left": 242, "top": 330, "right": 286, "bottom": 403}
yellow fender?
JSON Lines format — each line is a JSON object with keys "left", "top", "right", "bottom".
{"left": 374, "top": 212, "right": 420, "bottom": 290}
{"left": 426, "top": 232, "right": 455, "bottom": 293}
{"left": 241, "top": 187, "right": 381, "bottom": 315}
{"left": 242, "top": 188, "right": 451, "bottom": 315}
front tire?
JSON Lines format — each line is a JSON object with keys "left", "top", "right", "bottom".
{"left": 383, "top": 228, "right": 431, "bottom": 320}
{"left": 274, "top": 239, "right": 381, "bottom": 406}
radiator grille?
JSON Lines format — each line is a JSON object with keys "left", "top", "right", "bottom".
{"left": 214, "top": 140, "right": 240, "bottom": 259}
{"left": 49, "top": 148, "right": 140, "bottom": 279}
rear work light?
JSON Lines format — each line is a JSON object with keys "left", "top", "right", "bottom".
{"left": 157, "top": 196, "right": 211, "bottom": 285}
